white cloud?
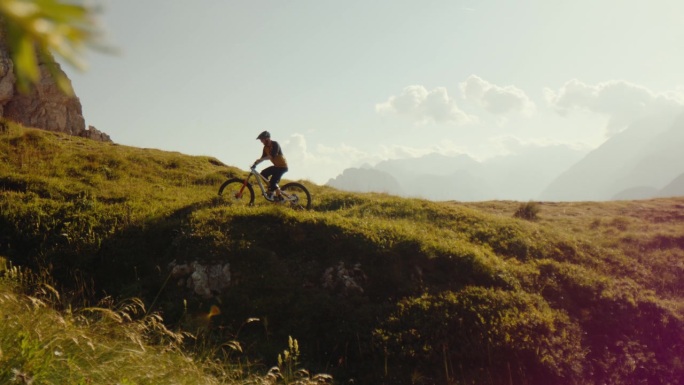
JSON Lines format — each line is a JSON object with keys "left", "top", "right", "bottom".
{"left": 545, "top": 79, "right": 684, "bottom": 135}
{"left": 375, "top": 85, "right": 476, "bottom": 125}
{"left": 282, "top": 133, "right": 314, "bottom": 163}
{"left": 460, "top": 75, "right": 536, "bottom": 116}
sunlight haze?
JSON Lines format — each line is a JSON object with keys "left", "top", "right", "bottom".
{"left": 64, "top": 0, "right": 684, "bottom": 185}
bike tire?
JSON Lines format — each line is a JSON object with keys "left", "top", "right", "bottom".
{"left": 281, "top": 182, "right": 312, "bottom": 210}
{"left": 218, "top": 178, "right": 255, "bottom": 206}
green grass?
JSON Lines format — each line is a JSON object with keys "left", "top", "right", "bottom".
{"left": 0, "top": 273, "right": 223, "bottom": 385}
{"left": 0, "top": 262, "right": 331, "bottom": 385}
{"left": 2, "top": 122, "right": 684, "bottom": 384}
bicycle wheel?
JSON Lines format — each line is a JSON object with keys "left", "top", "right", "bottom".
{"left": 218, "top": 178, "right": 255, "bottom": 206}
{"left": 281, "top": 182, "right": 312, "bottom": 210}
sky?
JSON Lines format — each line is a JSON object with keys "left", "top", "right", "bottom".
{"left": 63, "top": 0, "right": 684, "bottom": 184}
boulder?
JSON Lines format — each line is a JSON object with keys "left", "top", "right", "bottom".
{"left": 169, "top": 260, "right": 232, "bottom": 299}
{"left": 80, "top": 125, "right": 112, "bottom": 142}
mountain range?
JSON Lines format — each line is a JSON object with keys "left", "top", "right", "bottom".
{"left": 328, "top": 109, "right": 684, "bottom": 201}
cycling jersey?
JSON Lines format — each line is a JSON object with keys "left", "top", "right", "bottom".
{"left": 262, "top": 140, "right": 288, "bottom": 168}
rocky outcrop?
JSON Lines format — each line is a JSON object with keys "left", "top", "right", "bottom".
{"left": 168, "top": 259, "right": 369, "bottom": 300}
{"left": 81, "top": 125, "right": 112, "bottom": 142}
{"left": 0, "top": 40, "right": 14, "bottom": 114}
{"left": 169, "top": 260, "right": 232, "bottom": 299}
{"left": 0, "top": 36, "right": 111, "bottom": 142}
{"left": 321, "top": 261, "right": 367, "bottom": 296}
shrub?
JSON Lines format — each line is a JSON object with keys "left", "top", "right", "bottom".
{"left": 375, "top": 287, "right": 585, "bottom": 385}
{"left": 514, "top": 201, "right": 541, "bottom": 221}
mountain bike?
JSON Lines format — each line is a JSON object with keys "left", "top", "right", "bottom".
{"left": 218, "top": 166, "right": 312, "bottom": 210}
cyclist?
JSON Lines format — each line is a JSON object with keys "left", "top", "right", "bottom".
{"left": 252, "top": 131, "right": 288, "bottom": 199}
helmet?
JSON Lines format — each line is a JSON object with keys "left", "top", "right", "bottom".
{"left": 256, "top": 131, "right": 271, "bottom": 140}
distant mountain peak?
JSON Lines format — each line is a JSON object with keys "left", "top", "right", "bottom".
{"left": 541, "top": 109, "right": 684, "bottom": 201}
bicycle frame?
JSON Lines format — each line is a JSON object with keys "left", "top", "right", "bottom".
{"left": 241, "top": 167, "right": 292, "bottom": 201}
{"left": 247, "top": 167, "right": 270, "bottom": 197}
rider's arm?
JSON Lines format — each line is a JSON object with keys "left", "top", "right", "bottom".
{"left": 253, "top": 143, "right": 277, "bottom": 167}
{"left": 253, "top": 154, "right": 271, "bottom": 167}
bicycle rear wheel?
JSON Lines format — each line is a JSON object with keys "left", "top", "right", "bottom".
{"left": 281, "top": 182, "right": 311, "bottom": 210}
{"left": 218, "top": 178, "right": 255, "bottom": 206}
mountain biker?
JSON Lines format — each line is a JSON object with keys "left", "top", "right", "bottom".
{"left": 252, "top": 131, "right": 288, "bottom": 199}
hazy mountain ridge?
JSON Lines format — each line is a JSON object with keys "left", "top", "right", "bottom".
{"left": 326, "top": 167, "right": 404, "bottom": 195}
{"left": 329, "top": 110, "right": 684, "bottom": 201}
{"left": 542, "top": 110, "right": 684, "bottom": 201}
{"left": 327, "top": 146, "right": 587, "bottom": 201}
{"left": 659, "top": 172, "right": 684, "bottom": 198}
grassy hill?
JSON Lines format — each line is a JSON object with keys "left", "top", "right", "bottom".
{"left": 1, "top": 122, "right": 684, "bottom": 385}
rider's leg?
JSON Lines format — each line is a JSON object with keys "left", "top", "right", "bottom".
{"left": 270, "top": 167, "right": 288, "bottom": 196}
{"left": 260, "top": 167, "right": 276, "bottom": 194}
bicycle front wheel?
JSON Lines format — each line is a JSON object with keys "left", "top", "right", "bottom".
{"left": 281, "top": 182, "right": 312, "bottom": 210}
{"left": 218, "top": 178, "right": 255, "bottom": 206}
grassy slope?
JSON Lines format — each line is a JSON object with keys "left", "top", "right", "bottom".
{"left": 1, "top": 123, "right": 684, "bottom": 385}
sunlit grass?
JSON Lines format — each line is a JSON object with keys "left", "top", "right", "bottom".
{"left": 3, "top": 122, "right": 684, "bottom": 384}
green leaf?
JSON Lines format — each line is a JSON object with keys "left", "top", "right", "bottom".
{"left": 13, "top": 35, "right": 40, "bottom": 92}
{"left": 0, "top": 0, "right": 102, "bottom": 93}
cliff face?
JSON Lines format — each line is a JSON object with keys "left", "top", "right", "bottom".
{"left": 0, "top": 38, "right": 15, "bottom": 115}
{"left": 0, "top": 37, "right": 111, "bottom": 142}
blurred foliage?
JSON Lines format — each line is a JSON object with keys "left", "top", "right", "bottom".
{"left": 0, "top": 0, "right": 103, "bottom": 93}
